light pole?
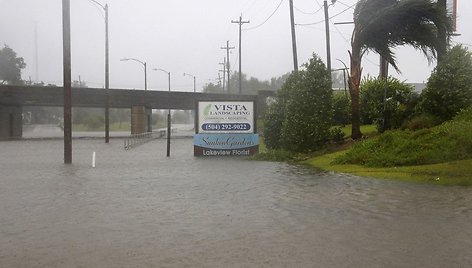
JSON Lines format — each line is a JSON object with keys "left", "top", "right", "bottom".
{"left": 120, "top": 58, "right": 147, "bottom": 90}
{"left": 88, "top": 0, "right": 110, "bottom": 143}
{"left": 183, "top": 72, "right": 196, "bottom": 93}
{"left": 153, "top": 68, "right": 171, "bottom": 157}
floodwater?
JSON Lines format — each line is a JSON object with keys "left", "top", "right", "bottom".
{"left": 1, "top": 132, "right": 472, "bottom": 267}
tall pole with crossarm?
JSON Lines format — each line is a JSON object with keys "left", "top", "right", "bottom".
{"left": 232, "top": 16, "right": 250, "bottom": 94}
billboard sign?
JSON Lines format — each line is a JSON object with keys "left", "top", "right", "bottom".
{"left": 194, "top": 133, "right": 259, "bottom": 156}
{"left": 197, "top": 101, "right": 254, "bottom": 134}
{"left": 447, "top": 0, "right": 457, "bottom": 32}
{"left": 195, "top": 100, "right": 258, "bottom": 156}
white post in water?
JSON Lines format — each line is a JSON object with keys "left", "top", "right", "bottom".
{"left": 92, "top": 152, "right": 96, "bottom": 168}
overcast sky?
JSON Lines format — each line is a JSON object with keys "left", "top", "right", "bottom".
{"left": 1, "top": 0, "right": 470, "bottom": 92}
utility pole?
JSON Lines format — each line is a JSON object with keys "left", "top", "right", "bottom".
{"left": 288, "top": 0, "right": 298, "bottom": 71}
{"left": 62, "top": 0, "right": 72, "bottom": 164}
{"left": 437, "top": 0, "right": 447, "bottom": 62}
{"left": 219, "top": 57, "right": 226, "bottom": 92}
{"left": 34, "top": 22, "right": 39, "bottom": 82}
{"left": 232, "top": 16, "right": 250, "bottom": 94}
{"left": 105, "top": 3, "right": 110, "bottom": 143}
{"left": 324, "top": 0, "right": 333, "bottom": 81}
{"left": 220, "top": 40, "right": 235, "bottom": 92}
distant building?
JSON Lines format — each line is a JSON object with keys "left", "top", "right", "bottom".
{"left": 408, "top": 83, "right": 427, "bottom": 93}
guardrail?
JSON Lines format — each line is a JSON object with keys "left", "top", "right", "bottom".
{"left": 123, "top": 131, "right": 165, "bottom": 150}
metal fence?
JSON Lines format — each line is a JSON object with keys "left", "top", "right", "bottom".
{"left": 123, "top": 130, "right": 166, "bottom": 150}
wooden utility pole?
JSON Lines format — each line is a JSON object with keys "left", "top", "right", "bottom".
{"left": 105, "top": 3, "right": 110, "bottom": 143}
{"left": 232, "top": 16, "right": 250, "bottom": 94}
{"left": 219, "top": 57, "right": 226, "bottom": 92}
{"left": 220, "top": 41, "right": 235, "bottom": 92}
{"left": 437, "top": 0, "right": 447, "bottom": 62}
{"left": 62, "top": 0, "right": 72, "bottom": 164}
{"left": 289, "top": 0, "right": 298, "bottom": 71}
{"left": 324, "top": 0, "right": 332, "bottom": 80}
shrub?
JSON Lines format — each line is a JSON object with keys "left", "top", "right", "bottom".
{"left": 402, "top": 114, "right": 441, "bottom": 131}
{"left": 453, "top": 106, "right": 472, "bottom": 122}
{"left": 330, "top": 127, "right": 345, "bottom": 144}
{"left": 359, "top": 76, "right": 417, "bottom": 132}
{"left": 263, "top": 54, "right": 333, "bottom": 152}
{"left": 334, "top": 110, "right": 472, "bottom": 167}
{"left": 419, "top": 45, "right": 472, "bottom": 122}
{"left": 332, "top": 92, "right": 351, "bottom": 125}
{"left": 263, "top": 99, "right": 285, "bottom": 150}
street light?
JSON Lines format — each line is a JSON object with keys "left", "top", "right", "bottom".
{"left": 153, "top": 68, "right": 170, "bottom": 92}
{"left": 183, "top": 72, "right": 196, "bottom": 93}
{"left": 120, "top": 58, "right": 147, "bottom": 90}
{"left": 88, "top": 0, "right": 110, "bottom": 143}
{"left": 153, "top": 68, "right": 171, "bottom": 157}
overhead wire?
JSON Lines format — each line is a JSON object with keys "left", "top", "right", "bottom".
{"left": 243, "top": 0, "right": 285, "bottom": 31}
{"left": 295, "top": 3, "right": 356, "bottom": 26}
{"left": 336, "top": 0, "right": 356, "bottom": 10}
{"left": 293, "top": 4, "right": 323, "bottom": 15}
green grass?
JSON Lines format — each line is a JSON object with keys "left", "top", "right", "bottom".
{"left": 306, "top": 150, "right": 472, "bottom": 186}
{"left": 335, "top": 120, "right": 472, "bottom": 167}
{"left": 305, "top": 110, "right": 472, "bottom": 186}
{"left": 335, "top": 124, "right": 377, "bottom": 138}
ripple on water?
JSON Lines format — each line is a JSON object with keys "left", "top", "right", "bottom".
{"left": 1, "top": 138, "right": 471, "bottom": 267}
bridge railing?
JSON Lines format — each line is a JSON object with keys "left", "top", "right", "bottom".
{"left": 123, "top": 130, "right": 166, "bottom": 150}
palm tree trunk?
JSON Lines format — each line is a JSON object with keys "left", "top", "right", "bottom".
{"left": 349, "top": 44, "right": 362, "bottom": 140}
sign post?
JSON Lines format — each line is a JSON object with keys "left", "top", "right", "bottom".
{"left": 194, "top": 101, "right": 259, "bottom": 156}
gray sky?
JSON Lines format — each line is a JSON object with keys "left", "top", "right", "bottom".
{"left": 1, "top": 0, "right": 470, "bottom": 91}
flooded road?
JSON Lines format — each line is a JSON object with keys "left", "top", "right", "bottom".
{"left": 1, "top": 138, "right": 471, "bottom": 267}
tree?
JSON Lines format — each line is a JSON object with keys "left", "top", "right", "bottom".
{"left": 202, "top": 82, "right": 223, "bottom": 93}
{"left": 264, "top": 54, "right": 333, "bottom": 152}
{"left": 420, "top": 45, "right": 472, "bottom": 121}
{"left": 0, "top": 45, "right": 26, "bottom": 85}
{"left": 348, "top": 0, "right": 448, "bottom": 139}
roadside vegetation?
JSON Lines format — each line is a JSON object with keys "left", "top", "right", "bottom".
{"left": 257, "top": 45, "right": 472, "bottom": 186}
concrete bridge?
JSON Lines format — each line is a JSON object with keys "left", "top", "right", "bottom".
{"left": 0, "top": 85, "right": 275, "bottom": 139}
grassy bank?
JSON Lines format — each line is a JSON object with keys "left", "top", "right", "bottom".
{"left": 256, "top": 114, "right": 472, "bottom": 186}
{"left": 306, "top": 150, "right": 472, "bottom": 186}
{"left": 305, "top": 109, "right": 472, "bottom": 186}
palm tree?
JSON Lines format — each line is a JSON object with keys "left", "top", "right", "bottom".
{"left": 348, "top": 0, "right": 448, "bottom": 139}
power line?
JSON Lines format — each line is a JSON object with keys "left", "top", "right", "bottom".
{"left": 331, "top": 19, "right": 350, "bottom": 44}
{"left": 293, "top": 4, "right": 323, "bottom": 15}
{"left": 336, "top": 0, "right": 356, "bottom": 10}
{"left": 295, "top": 3, "right": 356, "bottom": 26}
{"left": 243, "top": 0, "right": 284, "bottom": 31}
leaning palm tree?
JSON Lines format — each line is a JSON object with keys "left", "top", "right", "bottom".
{"left": 348, "top": 0, "right": 448, "bottom": 139}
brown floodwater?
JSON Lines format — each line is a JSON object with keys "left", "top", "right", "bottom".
{"left": 1, "top": 136, "right": 471, "bottom": 267}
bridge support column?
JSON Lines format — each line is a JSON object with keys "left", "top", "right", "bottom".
{"left": 147, "top": 107, "right": 152, "bottom": 133}
{"left": 131, "top": 106, "right": 151, "bottom": 134}
{"left": 0, "top": 105, "right": 23, "bottom": 139}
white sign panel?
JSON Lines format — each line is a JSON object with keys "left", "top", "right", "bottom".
{"left": 198, "top": 101, "right": 255, "bottom": 134}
